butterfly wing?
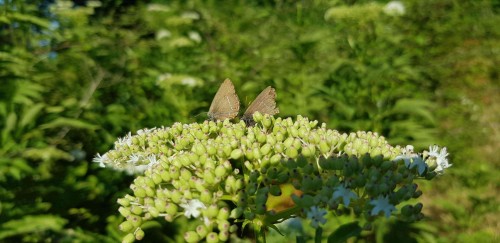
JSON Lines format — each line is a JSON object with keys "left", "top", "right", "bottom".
{"left": 208, "top": 79, "right": 240, "bottom": 120}
{"left": 242, "top": 86, "right": 279, "bottom": 124}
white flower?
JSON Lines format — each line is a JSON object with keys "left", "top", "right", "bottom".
{"left": 181, "top": 11, "right": 200, "bottom": 20}
{"left": 188, "top": 31, "right": 202, "bottom": 43}
{"left": 92, "top": 153, "right": 107, "bottom": 168}
{"left": 409, "top": 156, "right": 427, "bottom": 175}
{"left": 156, "top": 29, "right": 171, "bottom": 40}
{"left": 127, "top": 154, "right": 141, "bottom": 164}
{"left": 384, "top": 1, "right": 405, "bottom": 16}
{"left": 306, "top": 206, "right": 327, "bottom": 228}
{"left": 181, "top": 77, "right": 198, "bottom": 87}
{"left": 180, "top": 199, "right": 206, "bottom": 218}
{"left": 394, "top": 145, "right": 427, "bottom": 175}
{"left": 147, "top": 4, "right": 170, "bottom": 12}
{"left": 427, "top": 145, "right": 452, "bottom": 173}
{"left": 370, "top": 196, "right": 396, "bottom": 218}
{"left": 147, "top": 155, "right": 159, "bottom": 167}
{"left": 332, "top": 185, "right": 358, "bottom": 207}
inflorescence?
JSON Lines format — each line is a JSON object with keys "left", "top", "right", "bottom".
{"left": 94, "top": 113, "right": 451, "bottom": 242}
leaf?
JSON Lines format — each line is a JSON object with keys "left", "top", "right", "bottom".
{"left": 327, "top": 222, "right": 362, "bottom": 243}
{"left": 19, "top": 103, "right": 45, "bottom": 129}
{"left": 8, "top": 12, "right": 51, "bottom": 28}
{"left": 39, "top": 117, "right": 98, "bottom": 130}
{"left": 0, "top": 215, "right": 67, "bottom": 239}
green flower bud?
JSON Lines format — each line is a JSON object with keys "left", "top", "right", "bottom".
{"left": 275, "top": 132, "right": 285, "bottom": 142}
{"left": 154, "top": 199, "right": 166, "bottom": 212}
{"left": 135, "top": 228, "right": 145, "bottom": 240}
{"left": 118, "top": 198, "right": 130, "bottom": 207}
{"left": 215, "top": 165, "right": 227, "bottom": 178}
{"left": 133, "top": 187, "right": 147, "bottom": 198}
{"left": 144, "top": 186, "right": 155, "bottom": 197}
{"left": 170, "top": 190, "right": 182, "bottom": 204}
{"left": 119, "top": 220, "right": 134, "bottom": 232}
{"left": 160, "top": 169, "right": 171, "bottom": 182}
{"left": 231, "top": 149, "right": 243, "bottom": 160}
{"left": 219, "top": 230, "right": 230, "bottom": 242}
{"left": 151, "top": 172, "right": 163, "bottom": 185}
{"left": 285, "top": 146, "right": 299, "bottom": 159}
{"left": 217, "top": 207, "right": 230, "bottom": 220}
{"left": 122, "top": 233, "right": 135, "bottom": 243}
{"left": 319, "top": 140, "right": 330, "bottom": 154}
{"left": 270, "top": 154, "right": 282, "bottom": 165}
{"left": 260, "top": 144, "right": 272, "bottom": 156}
{"left": 130, "top": 205, "right": 143, "bottom": 215}
{"left": 205, "top": 204, "right": 219, "bottom": 218}
{"left": 206, "top": 232, "right": 219, "bottom": 243}
{"left": 274, "top": 143, "right": 285, "bottom": 153}
{"left": 302, "top": 144, "right": 316, "bottom": 158}
{"left": 266, "top": 134, "right": 277, "bottom": 145}
{"left": 127, "top": 215, "right": 142, "bottom": 227}
{"left": 196, "top": 224, "right": 209, "bottom": 238}
{"left": 184, "top": 231, "right": 200, "bottom": 243}
{"left": 252, "top": 147, "right": 262, "bottom": 160}
{"left": 222, "top": 145, "right": 232, "bottom": 157}
{"left": 165, "top": 202, "right": 178, "bottom": 216}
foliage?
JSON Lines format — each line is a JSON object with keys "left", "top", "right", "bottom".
{"left": 0, "top": 0, "right": 498, "bottom": 242}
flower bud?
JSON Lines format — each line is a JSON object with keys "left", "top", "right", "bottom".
{"left": 206, "top": 232, "right": 219, "bottom": 243}
{"left": 219, "top": 230, "right": 230, "bottom": 242}
{"left": 135, "top": 228, "right": 145, "bottom": 240}
{"left": 119, "top": 220, "right": 134, "bottom": 232}
{"left": 196, "top": 224, "right": 209, "bottom": 238}
{"left": 118, "top": 198, "right": 130, "bottom": 207}
{"left": 122, "top": 233, "right": 135, "bottom": 243}
{"left": 165, "top": 202, "right": 178, "bottom": 215}
{"left": 184, "top": 231, "right": 200, "bottom": 243}
{"left": 130, "top": 205, "right": 143, "bottom": 215}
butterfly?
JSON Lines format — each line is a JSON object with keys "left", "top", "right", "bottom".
{"left": 241, "top": 86, "right": 279, "bottom": 125}
{"left": 208, "top": 79, "right": 279, "bottom": 124}
{"left": 207, "top": 79, "right": 240, "bottom": 121}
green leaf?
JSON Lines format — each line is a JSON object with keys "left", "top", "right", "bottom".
{"left": 327, "top": 222, "right": 362, "bottom": 243}
{"left": 19, "top": 103, "right": 45, "bottom": 129}
{"left": 8, "top": 12, "right": 51, "bottom": 28}
{"left": 40, "top": 117, "right": 98, "bottom": 130}
{"left": 0, "top": 215, "right": 67, "bottom": 239}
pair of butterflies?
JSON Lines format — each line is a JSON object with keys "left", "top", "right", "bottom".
{"left": 207, "top": 79, "right": 279, "bottom": 124}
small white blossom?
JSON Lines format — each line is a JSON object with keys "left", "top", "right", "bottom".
{"left": 332, "top": 185, "right": 358, "bottom": 207}
{"left": 156, "top": 29, "right": 171, "bottom": 40}
{"left": 181, "top": 77, "right": 198, "bottom": 87}
{"left": 147, "top": 155, "right": 159, "bottom": 167}
{"left": 427, "top": 145, "right": 452, "bottom": 173}
{"left": 394, "top": 145, "right": 427, "bottom": 175}
{"left": 384, "top": 1, "right": 405, "bottom": 16}
{"left": 370, "top": 196, "right": 396, "bottom": 218}
{"left": 180, "top": 199, "right": 206, "bottom": 218}
{"left": 306, "top": 206, "right": 327, "bottom": 228}
{"left": 127, "top": 154, "right": 141, "bottom": 164}
{"left": 188, "top": 31, "right": 202, "bottom": 43}
{"left": 92, "top": 153, "right": 107, "bottom": 168}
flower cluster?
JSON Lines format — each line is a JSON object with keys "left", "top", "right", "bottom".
{"left": 95, "top": 114, "right": 450, "bottom": 242}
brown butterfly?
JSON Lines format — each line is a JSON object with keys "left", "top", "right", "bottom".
{"left": 207, "top": 79, "right": 240, "bottom": 121}
{"left": 241, "top": 86, "right": 279, "bottom": 125}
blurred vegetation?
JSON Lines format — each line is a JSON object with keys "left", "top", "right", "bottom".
{"left": 0, "top": 0, "right": 498, "bottom": 242}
